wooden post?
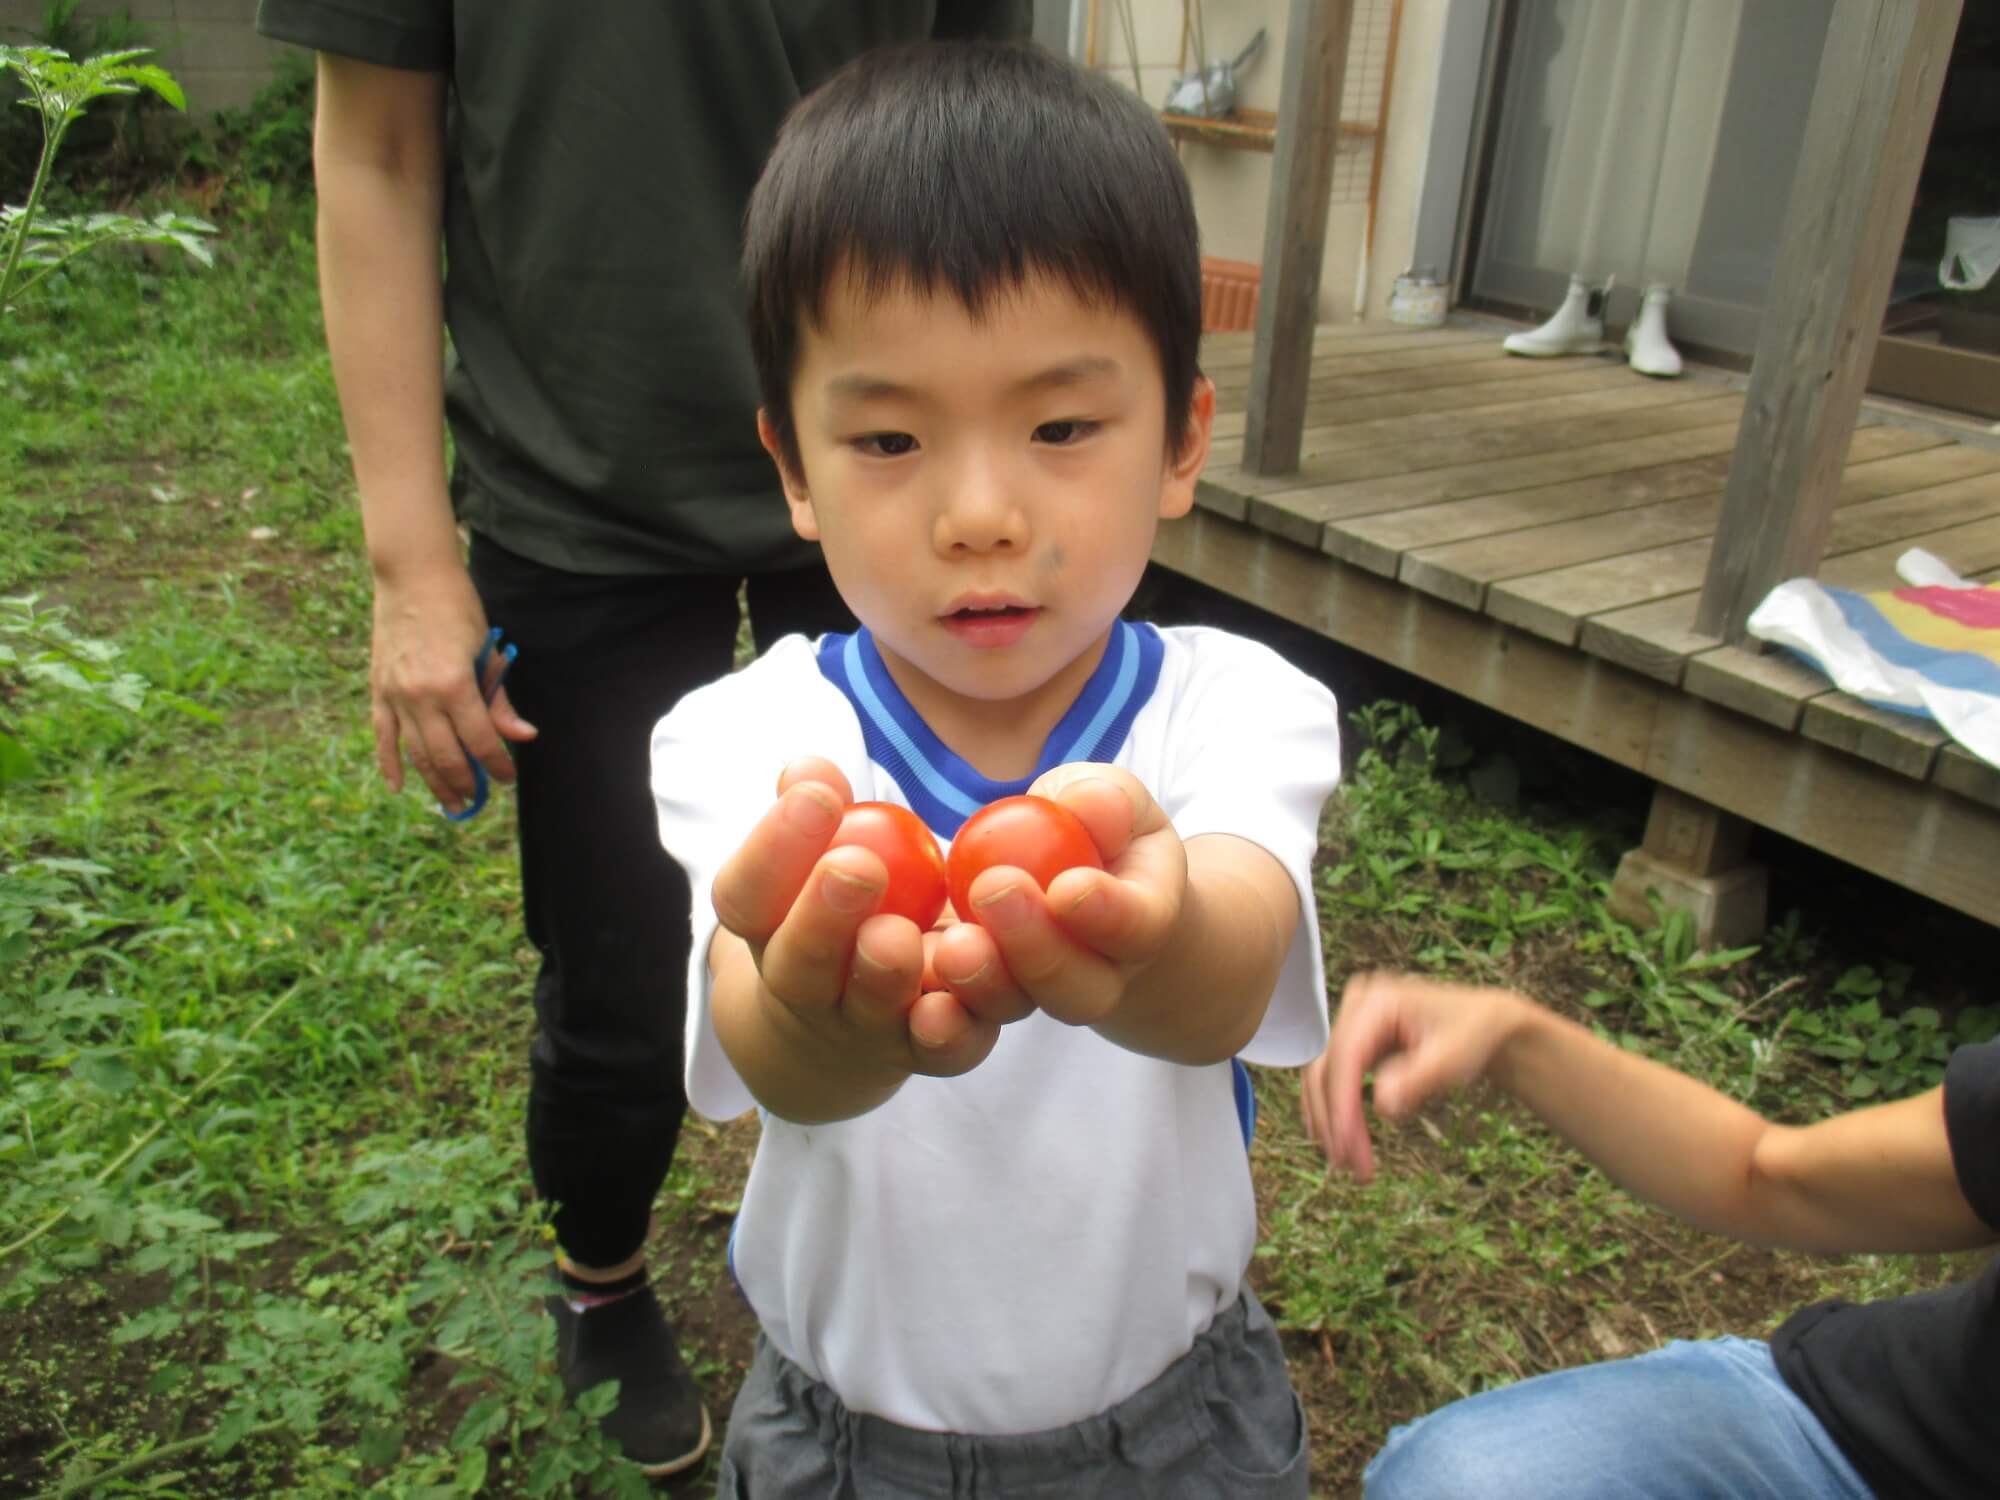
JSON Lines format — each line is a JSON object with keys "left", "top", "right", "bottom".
{"left": 1243, "top": 0, "right": 1356, "bottom": 476}
{"left": 1693, "top": 0, "right": 1961, "bottom": 643}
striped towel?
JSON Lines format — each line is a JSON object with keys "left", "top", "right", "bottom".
{"left": 1747, "top": 549, "right": 2000, "bottom": 770}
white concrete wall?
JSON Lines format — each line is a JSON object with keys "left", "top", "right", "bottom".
{"left": 1, "top": 0, "right": 291, "bottom": 115}
{"left": 1084, "top": 0, "right": 1445, "bottom": 325}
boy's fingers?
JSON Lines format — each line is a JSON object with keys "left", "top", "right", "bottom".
{"left": 966, "top": 867, "right": 1119, "bottom": 1027}
{"left": 755, "top": 845, "right": 887, "bottom": 1006}
{"left": 776, "top": 756, "right": 854, "bottom": 806}
{"left": 711, "top": 781, "right": 851, "bottom": 944}
{"left": 933, "top": 921, "right": 1038, "bottom": 1027}
{"left": 903, "top": 990, "right": 1000, "bottom": 1076}
{"left": 841, "top": 913, "right": 925, "bottom": 1032}
{"left": 1032, "top": 765, "right": 1164, "bottom": 865}
{"left": 1045, "top": 864, "right": 1176, "bottom": 967}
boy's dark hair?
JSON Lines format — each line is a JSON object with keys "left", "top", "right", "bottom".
{"left": 744, "top": 41, "right": 1203, "bottom": 476}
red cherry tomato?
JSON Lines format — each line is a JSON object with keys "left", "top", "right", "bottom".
{"left": 827, "top": 801, "right": 948, "bottom": 929}
{"left": 946, "top": 794, "right": 1104, "bottom": 922}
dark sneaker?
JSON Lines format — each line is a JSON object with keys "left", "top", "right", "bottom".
{"left": 548, "top": 1285, "right": 712, "bottom": 1477}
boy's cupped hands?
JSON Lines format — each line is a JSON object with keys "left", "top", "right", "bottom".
{"left": 709, "top": 757, "right": 1186, "bottom": 1087}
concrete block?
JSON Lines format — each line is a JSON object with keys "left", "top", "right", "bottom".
{"left": 1608, "top": 847, "right": 1769, "bottom": 950}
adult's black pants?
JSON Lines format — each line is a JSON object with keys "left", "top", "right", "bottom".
{"left": 470, "top": 533, "right": 853, "bottom": 1269}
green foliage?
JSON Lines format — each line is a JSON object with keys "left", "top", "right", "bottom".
{"left": 0, "top": 593, "right": 220, "bottom": 787}
{"left": 1323, "top": 699, "right": 1974, "bottom": 1113}
{"left": 198, "top": 52, "right": 317, "bottom": 190}
{"left": 0, "top": 194, "right": 662, "bottom": 1493}
{"left": 1, "top": 44, "right": 216, "bottom": 323}
{"left": 1785, "top": 965, "right": 1999, "bottom": 1099}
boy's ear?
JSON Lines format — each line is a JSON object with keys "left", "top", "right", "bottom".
{"left": 758, "top": 409, "right": 820, "bottom": 542}
{"left": 1158, "top": 376, "right": 1215, "bottom": 521}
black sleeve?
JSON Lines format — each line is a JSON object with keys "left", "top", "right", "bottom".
{"left": 1944, "top": 1036, "right": 2000, "bottom": 1231}
{"left": 932, "top": 0, "right": 1034, "bottom": 42}
{"left": 256, "top": 0, "right": 451, "bottom": 71}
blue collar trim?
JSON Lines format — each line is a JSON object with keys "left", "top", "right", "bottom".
{"left": 815, "top": 621, "right": 1163, "bottom": 839}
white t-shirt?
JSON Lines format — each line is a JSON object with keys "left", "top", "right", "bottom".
{"left": 652, "top": 621, "right": 1341, "bottom": 1434}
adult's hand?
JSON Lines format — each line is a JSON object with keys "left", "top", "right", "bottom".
{"left": 369, "top": 560, "right": 536, "bottom": 811}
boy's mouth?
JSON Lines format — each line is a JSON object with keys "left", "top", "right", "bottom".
{"left": 940, "top": 596, "right": 1041, "bottom": 646}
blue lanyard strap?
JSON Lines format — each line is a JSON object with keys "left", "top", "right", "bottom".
{"left": 441, "top": 626, "right": 517, "bottom": 822}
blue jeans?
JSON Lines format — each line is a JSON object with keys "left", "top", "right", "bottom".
{"left": 1363, "top": 1337, "right": 1880, "bottom": 1500}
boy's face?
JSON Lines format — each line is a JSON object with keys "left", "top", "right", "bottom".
{"left": 763, "top": 269, "right": 1212, "bottom": 730}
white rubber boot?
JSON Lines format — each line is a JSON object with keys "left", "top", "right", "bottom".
{"left": 1503, "top": 273, "right": 1611, "bottom": 357}
{"left": 1625, "top": 284, "right": 1684, "bottom": 378}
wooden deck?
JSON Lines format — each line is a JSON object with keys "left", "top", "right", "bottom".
{"left": 1155, "top": 318, "right": 2000, "bottom": 926}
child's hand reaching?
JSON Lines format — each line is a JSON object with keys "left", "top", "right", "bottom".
{"left": 1302, "top": 973, "right": 1529, "bottom": 1183}
{"left": 934, "top": 764, "right": 1185, "bottom": 1032}
{"left": 709, "top": 758, "right": 1031, "bottom": 1100}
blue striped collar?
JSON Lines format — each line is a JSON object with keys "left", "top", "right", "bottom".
{"left": 816, "top": 621, "right": 1164, "bottom": 839}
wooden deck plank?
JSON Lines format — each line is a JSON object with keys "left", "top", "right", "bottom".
{"left": 1935, "top": 743, "right": 2000, "bottom": 811}
{"left": 1490, "top": 463, "right": 2000, "bottom": 647}
{"left": 1243, "top": 420, "right": 1750, "bottom": 545}
{"left": 1199, "top": 323, "right": 1424, "bottom": 362}
{"left": 1330, "top": 453, "right": 1739, "bottom": 579}
{"left": 1801, "top": 692, "right": 1948, "bottom": 780}
{"left": 1209, "top": 363, "right": 1640, "bottom": 440}
{"left": 1199, "top": 321, "right": 1479, "bottom": 362}
{"left": 1209, "top": 370, "right": 1708, "bottom": 462}
{"left": 1490, "top": 539, "right": 1713, "bottom": 643}
{"left": 1683, "top": 644, "right": 1833, "bottom": 732}
{"left": 1817, "top": 511, "right": 2000, "bottom": 588}
{"left": 1200, "top": 325, "right": 1493, "bottom": 372}
{"left": 1208, "top": 332, "right": 1497, "bottom": 392}
{"left": 1208, "top": 391, "right": 1740, "bottom": 495}
{"left": 1147, "top": 506, "right": 2000, "bottom": 925}
{"left": 1211, "top": 351, "right": 1560, "bottom": 416}
{"left": 1383, "top": 431, "right": 1968, "bottom": 601}
{"left": 1580, "top": 596, "right": 1715, "bottom": 685}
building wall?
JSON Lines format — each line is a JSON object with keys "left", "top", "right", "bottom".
{"left": 1082, "top": 0, "right": 1446, "bottom": 325}
{"left": 0, "top": 0, "right": 291, "bottom": 115}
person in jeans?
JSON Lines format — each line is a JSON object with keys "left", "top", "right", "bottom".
{"left": 1303, "top": 972, "right": 2000, "bottom": 1500}
{"left": 255, "top": 0, "right": 1029, "bottom": 1476}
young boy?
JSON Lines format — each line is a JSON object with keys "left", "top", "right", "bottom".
{"left": 650, "top": 41, "right": 1341, "bottom": 1498}
{"left": 1303, "top": 972, "right": 2000, "bottom": 1500}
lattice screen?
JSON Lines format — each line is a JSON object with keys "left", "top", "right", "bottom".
{"left": 1331, "top": 0, "right": 1399, "bottom": 205}
{"left": 1083, "top": 0, "right": 1402, "bottom": 204}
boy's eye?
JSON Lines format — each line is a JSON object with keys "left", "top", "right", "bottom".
{"left": 1034, "top": 419, "right": 1098, "bottom": 446}
{"left": 854, "top": 432, "right": 918, "bottom": 458}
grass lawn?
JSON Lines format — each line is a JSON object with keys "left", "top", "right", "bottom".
{"left": 3, "top": 191, "right": 1992, "bottom": 1498}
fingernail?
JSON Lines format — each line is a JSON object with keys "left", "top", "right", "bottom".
{"left": 973, "top": 886, "right": 1025, "bottom": 929}
{"left": 785, "top": 785, "right": 839, "bottom": 835}
{"left": 1066, "top": 882, "right": 1102, "bottom": 917}
{"left": 822, "top": 867, "right": 879, "bottom": 912}
{"left": 910, "top": 1020, "right": 949, "bottom": 1050}
{"left": 943, "top": 958, "right": 990, "bottom": 987}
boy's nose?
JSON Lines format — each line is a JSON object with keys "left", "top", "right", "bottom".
{"left": 932, "top": 459, "right": 1026, "bottom": 556}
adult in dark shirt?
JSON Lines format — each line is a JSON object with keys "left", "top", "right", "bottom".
{"left": 254, "top": 1, "right": 1030, "bottom": 1477}
{"left": 1302, "top": 973, "right": 2000, "bottom": 1500}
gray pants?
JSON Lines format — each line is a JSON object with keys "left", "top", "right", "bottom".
{"left": 717, "top": 1289, "right": 1309, "bottom": 1499}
